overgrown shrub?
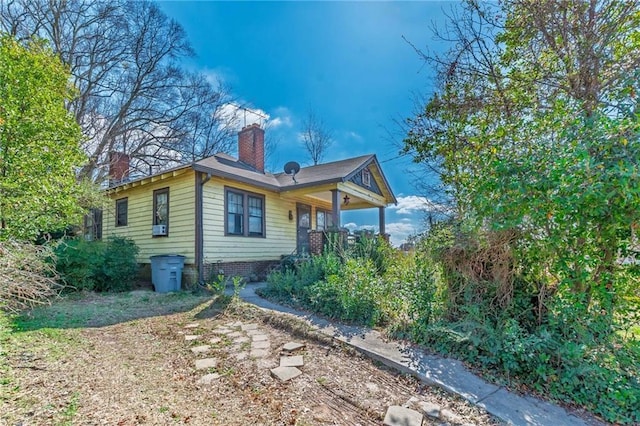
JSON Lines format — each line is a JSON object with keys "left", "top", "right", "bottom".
{"left": 410, "top": 222, "right": 640, "bottom": 424}
{"left": 308, "top": 258, "right": 385, "bottom": 325}
{"left": 0, "top": 240, "right": 62, "bottom": 312}
{"left": 264, "top": 225, "right": 640, "bottom": 422}
{"left": 95, "top": 236, "right": 139, "bottom": 292}
{"left": 265, "top": 237, "right": 424, "bottom": 327}
{"left": 54, "top": 236, "right": 139, "bottom": 292}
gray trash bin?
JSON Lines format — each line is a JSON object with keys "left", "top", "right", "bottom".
{"left": 150, "top": 255, "right": 185, "bottom": 293}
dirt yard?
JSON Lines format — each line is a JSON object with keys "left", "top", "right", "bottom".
{"left": 1, "top": 291, "right": 501, "bottom": 425}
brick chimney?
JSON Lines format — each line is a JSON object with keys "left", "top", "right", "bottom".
{"left": 238, "top": 123, "right": 265, "bottom": 173}
{"left": 109, "top": 152, "right": 130, "bottom": 185}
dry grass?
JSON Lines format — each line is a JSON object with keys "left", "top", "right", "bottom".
{"left": 1, "top": 291, "right": 501, "bottom": 425}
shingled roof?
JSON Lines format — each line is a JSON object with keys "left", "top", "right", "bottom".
{"left": 274, "top": 155, "right": 373, "bottom": 189}
{"left": 110, "top": 152, "right": 396, "bottom": 205}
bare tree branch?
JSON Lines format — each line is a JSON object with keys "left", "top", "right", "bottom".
{"left": 300, "top": 110, "right": 333, "bottom": 165}
{"left": 0, "top": 0, "right": 236, "bottom": 182}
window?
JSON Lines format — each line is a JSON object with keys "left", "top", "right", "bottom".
{"left": 248, "top": 196, "right": 263, "bottom": 236}
{"left": 153, "top": 188, "right": 169, "bottom": 235}
{"left": 225, "top": 187, "right": 265, "bottom": 237}
{"left": 316, "top": 209, "right": 333, "bottom": 231}
{"left": 227, "top": 191, "right": 244, "bottom": 235}
{"left": 116, "top": 198, "right": 128, "bottom": 227}
{"left": 362, "top": 168, "right": 371, "bottom": 187}
{"left": 84, "top": 208, "right": 102, "bottom": 241}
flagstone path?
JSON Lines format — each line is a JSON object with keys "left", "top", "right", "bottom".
{"left": 176, "top": 318, "right": 487, "bottom": 425}
{"left": 180, "top": 321, "right": 306, "bottom": 386}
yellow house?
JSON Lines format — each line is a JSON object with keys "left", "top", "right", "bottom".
{"left": 102, "top": 124, "right": 396, "bottom": 283}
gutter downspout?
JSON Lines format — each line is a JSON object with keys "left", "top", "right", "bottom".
{"left": 195, "top": 171, "right": 212, "bottom": 284}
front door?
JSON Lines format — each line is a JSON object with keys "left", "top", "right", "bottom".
{"left": 296, "top": 204, "right": 311, "bottom": 254}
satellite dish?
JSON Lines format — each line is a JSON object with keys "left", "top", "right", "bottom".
{"left": 284, "top": 161, "right": 300, "bottom": 183}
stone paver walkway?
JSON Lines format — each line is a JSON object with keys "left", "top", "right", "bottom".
{"left": 227, "top": 283, "right": 601, "bottom": 426}
{"left": 181, "top": 317, "right": 309, "bottom": 387}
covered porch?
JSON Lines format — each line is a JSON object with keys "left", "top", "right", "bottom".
{"left": 280, "top": 181, "right": 390, "bottom": 255}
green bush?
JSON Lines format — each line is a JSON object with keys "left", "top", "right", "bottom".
{"left": 95, "top": 236, "right": 139, "bottom": 292}
{"left": 53, "top": 238, "right": 104, "bottom": 291}
{"left": 54, "top": 236, "right": 139, "bottom": 292}
{"left": 263, "top": 224, "right": 640, "bottom": 422}
{"left": 308, "top": 258, "right": 385, "bottom": 325}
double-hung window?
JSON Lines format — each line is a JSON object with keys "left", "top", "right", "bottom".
{"left": 225, "top": 187, "right": 265, "bottom": 237}
{"left": 153, "top": 188, "right": 169, "bottom": 236}
{"left": 316, "top": 209, "right": 333, "bottom": 231}
{"left": 116, "top": 198, "right": 128, "bottom": 227}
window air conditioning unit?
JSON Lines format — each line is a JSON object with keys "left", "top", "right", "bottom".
{"left": 152, "top": 224, "right": 167, "bottom": 236}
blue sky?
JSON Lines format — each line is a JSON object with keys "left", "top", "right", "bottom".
{"left": 158, "top": 1, "right": 454, "bottom": 245}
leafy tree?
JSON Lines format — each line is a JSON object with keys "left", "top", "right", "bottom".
{"left": 404, "top": 1, "right": 640, "bottom": 316}
{"left": 0, "top": 0, "right": 237, "bottom": 181}
{"left": 0, "top": 34, "right": 84, "bottom": 240}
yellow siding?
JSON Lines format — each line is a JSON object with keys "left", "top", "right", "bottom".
{"left": 103, "top": 170, "right": 196, "bottom": 264}
{"left": 202, "top": 177, "right": 297, "bottom": 262}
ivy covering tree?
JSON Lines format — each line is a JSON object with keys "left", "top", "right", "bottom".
{"left": 0, "top": 34, "right": 85, "bottom": 240}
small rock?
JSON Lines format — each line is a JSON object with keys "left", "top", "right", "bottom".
{"left": 197, "top": 373, "right": 220, "bottom": 384}
{"left": 365, "top": 382, "right": 379, "bottom": 393}
{"left": 440, "top": 408, "right": 462, "bottom": 424}
{"left": 251, "top": 334, "right": 269, "bottom": 342}
{"left": 184, "top": 322, "right": 199, "bottom": 329}
{"left": 241, "top": 323, "right": 259, "bottom": 331}
{"left": 233, "top": 336, "right": 250, "bottom": 344}
{"left": 245, "top": 329, "right": 263, "bottom": 336}
{"left": 270, "top": 366, "right": 302, "bottom": 382}
{"left": 383, "top": 406, "right": 423, "bottom": 426}
{"left": 280, "top": 355, "right": 304, "bottom": 367}
{"left": 209, "top": 337, "right": 221, "bottom": 344}
{"left": 235, "top": 352, "right": 248, "bottom": 361}
{"left": 250, "top": 349, "right": 269, "bottom": 358}
{"left": 252, "top": 340, "right": 270, "bottom": 350}
{"left": 227, "top": 331, "right": 243, "bottom": 338}
{"left": 282, "top": 342, "right": 305, "bottom": 352}
{"left": 185, "top": 335, "right": 200, "bottom": 341}
{"left": 213, "top": 328, "right": 232, "bottom": 335}
{"left": 195, "top": 358, "right": 217, "bottom": 370}
{"left": 419, "top": 401, "right": 441, "bottom": 419}
{"left": 190, "top": 345, "right": 210, "bottom": 354}
{"left": 403, "top": 396, "right": 420, "bottom": 408}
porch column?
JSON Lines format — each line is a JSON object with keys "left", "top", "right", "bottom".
{"left": 378, "top": 206, "right": 386, "bottom": 235}
{"left": 331, "top": 189, "right": 341, "bottom": 228}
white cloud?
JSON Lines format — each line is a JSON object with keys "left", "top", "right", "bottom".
{"left": 346, "top": 131, "right": 363, "bottom": 141}
{"left": 342, "top": 220, "right": 421, "bottom": 246}
{"left": 201, "top": 68, "right": 226, "bottom": 86}
{"left": 268, "top": 115, "right": 292, "bottom": 129}
{"left": 268, "top": 107, "right": 293, "bottom": 129}
{"left": 217, "top": 103, "right": 294, "bottom": 132}
{"left": 216, "top": 103, "right": 269, "bottom": 131}
{"left": 343, "top": 222, "right": 359, "bottom": 232}
{"left": 385, "top": 221, "right": 421, "bottom": 246}
{"left": 388, "top": 195, "right": 443, "bottom": 215}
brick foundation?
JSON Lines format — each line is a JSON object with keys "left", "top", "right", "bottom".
{"left": 309, "top": 230, "right": 324, "bottom": 255}
{"left": 203, "top": 260, "right": 279, "bottom": 282}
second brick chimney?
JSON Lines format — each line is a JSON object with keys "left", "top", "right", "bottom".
{"left": 109, "top": 151, "right": 130, "bottom": 185}
{"left": 238, "top": 123, "right": 265, "bottom": 173}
